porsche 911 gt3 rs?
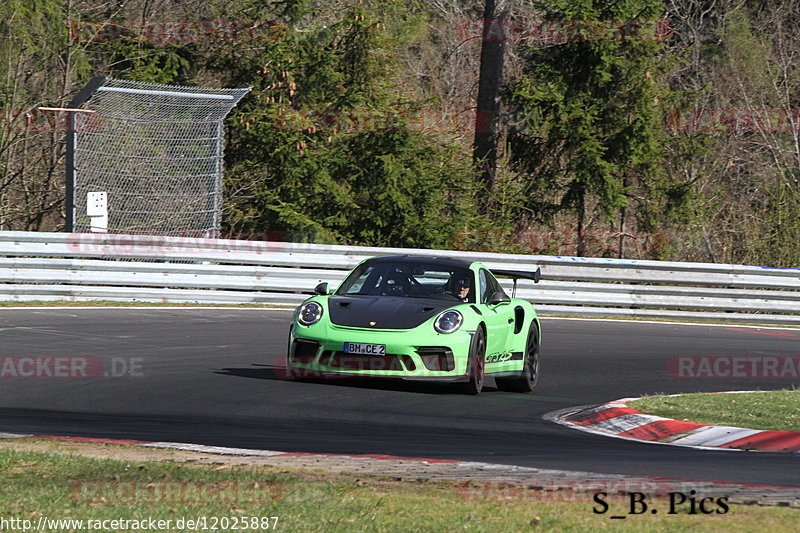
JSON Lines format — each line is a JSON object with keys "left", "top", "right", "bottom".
{"left": 287, "top": 255, "right": 541, "bottom": 394}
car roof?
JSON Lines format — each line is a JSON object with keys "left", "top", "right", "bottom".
{"left": 364, "top": 255, "right": 474, "bottom": 269}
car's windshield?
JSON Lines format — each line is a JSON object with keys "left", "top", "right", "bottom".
{"left": 336, "top": 260, "right": 474, "bottom": 302}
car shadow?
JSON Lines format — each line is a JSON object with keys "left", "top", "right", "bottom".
{"left": 214, "top": 364, "right": 498, "bottom": 394}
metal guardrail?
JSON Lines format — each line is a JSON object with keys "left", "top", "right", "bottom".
{"left": 1, "top": 231, "right": 799, "bottom": 325}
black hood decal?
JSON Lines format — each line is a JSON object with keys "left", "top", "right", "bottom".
{"left": 328, "top": 296, "right": 455, "bottom": 330}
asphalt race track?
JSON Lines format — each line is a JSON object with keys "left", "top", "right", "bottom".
{"left": 1, "top": 308, "right": 798, "bottom": 487}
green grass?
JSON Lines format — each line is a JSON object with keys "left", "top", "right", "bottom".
{"left": 629, "top": 390, "right": 800, "bottom": 432}
{"left": 0, "top": 442, "right": 798, "bottom": 532}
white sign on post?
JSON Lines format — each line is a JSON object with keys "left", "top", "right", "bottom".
{"left": 87, "top": 191, "right": 108, "bottom": 233}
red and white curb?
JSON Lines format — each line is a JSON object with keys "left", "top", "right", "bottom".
{"left": 546, "top": 392, "right": 800, "bottom": 453}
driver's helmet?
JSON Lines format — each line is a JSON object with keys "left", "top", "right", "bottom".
{"left": 453, "top": 275, "right": 471, "bottom": 297}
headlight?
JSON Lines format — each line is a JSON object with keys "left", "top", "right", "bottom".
{"left": 297, "top": 301, "right": 323, "bottom": 326}
{"left": 434, "top": 310, "right": 463, "bottom": 334}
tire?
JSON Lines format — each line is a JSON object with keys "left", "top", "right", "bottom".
{"left": 495, "top": 322, "right": 540, "bottom": 393}
{"left": 285, "top": 328, "right": 298, "bottom": 379}
{"left": 459, "top": 327, "right": 486, "bottom": 395}
{"left": 285, "top": 326, "right": 307, "bottom": 380}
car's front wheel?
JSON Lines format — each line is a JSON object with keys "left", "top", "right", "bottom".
{"left": 285, "top": 327, "right": 298, "bottom": 379}
{"left": 459, "top": 327, "right": 486, "bottom": 395}
{"left": 496, "top": 322, "right": 539, "bottom": 393}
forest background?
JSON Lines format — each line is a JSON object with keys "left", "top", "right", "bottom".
{"left": 2, "top": 0, "right": 799, "bottom": 266}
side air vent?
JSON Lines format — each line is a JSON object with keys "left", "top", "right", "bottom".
{"left": 514, "top": 306, "right": 524, "bottom": 334}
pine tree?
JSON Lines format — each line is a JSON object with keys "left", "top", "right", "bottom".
{"left": 506, "top": 0, "right": 673, "bottom": 256}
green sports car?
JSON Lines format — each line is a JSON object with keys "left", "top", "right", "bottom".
{"left": 287, "top": 255, "right": 541, "bottom": 394}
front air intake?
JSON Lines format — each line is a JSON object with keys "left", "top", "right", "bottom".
{"left": 415, "top": 347, "right": 455, "bottom": 371}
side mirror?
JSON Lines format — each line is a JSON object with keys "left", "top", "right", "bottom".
{"left": 489, "top": 290, "right": 510, "bottom": 305}
{"left": 314, "top": 282, "right": 329, "bottom": 295}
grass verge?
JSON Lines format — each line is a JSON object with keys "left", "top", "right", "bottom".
{"left": 0, "top": 439, "right": 798, "bottom": 532}
{"left": 628, "top": 390, "right": 800, "bottom": 432}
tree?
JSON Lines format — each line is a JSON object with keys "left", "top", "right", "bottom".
{"left": 689, "top": 3, "right": 800, "bottom": 266}
{"left": 222, "top": 6, "right": 477, "bottom": 247}
{"left": 506, "top": 0, "right": 675, "bottom": 256}
{"left": 473, "top": 0, "right": 508, "bottom": 214}
{"left": 0, "top": 0, "right": 90, "bottom": 231}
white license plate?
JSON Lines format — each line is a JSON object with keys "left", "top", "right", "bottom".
{"left": 344, "top": 342, "right": 386, "bottom": 355}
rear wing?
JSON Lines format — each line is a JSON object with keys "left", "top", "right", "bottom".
{"left": 490, "top": 268, "right": 541, "bottom": 298}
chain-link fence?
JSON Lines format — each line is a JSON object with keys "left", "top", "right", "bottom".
{"left": 70, "top": 78, "right": 250, "bottom": 237}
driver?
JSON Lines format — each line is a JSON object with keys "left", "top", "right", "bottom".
{"left": 454, "top": 276, "right": 471, "bottom": 302}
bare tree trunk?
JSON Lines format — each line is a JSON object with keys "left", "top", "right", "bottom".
{"left": 473, "top": 0, "right": 507, "bottom": 213}
{"left": 577, "top": 194, "right": 587, "bottom": 257}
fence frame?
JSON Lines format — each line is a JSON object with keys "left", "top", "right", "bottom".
{"left": 63, "top": 77, "right": 250, "bottom": 236}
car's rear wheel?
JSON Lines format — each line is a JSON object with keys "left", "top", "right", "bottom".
{"left": 459, "top": 327, "right": 486, "bottom": 395}
{"left": 496, "top": 322, "right": 539, "bottom": 393}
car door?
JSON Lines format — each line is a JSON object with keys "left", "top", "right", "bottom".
{"left": 478, "top": 269, "right": 513, "bottom": 363}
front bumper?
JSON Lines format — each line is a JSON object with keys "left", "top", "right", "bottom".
{"left": 288, "top": 322, "right": 474, "bottom": 380}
